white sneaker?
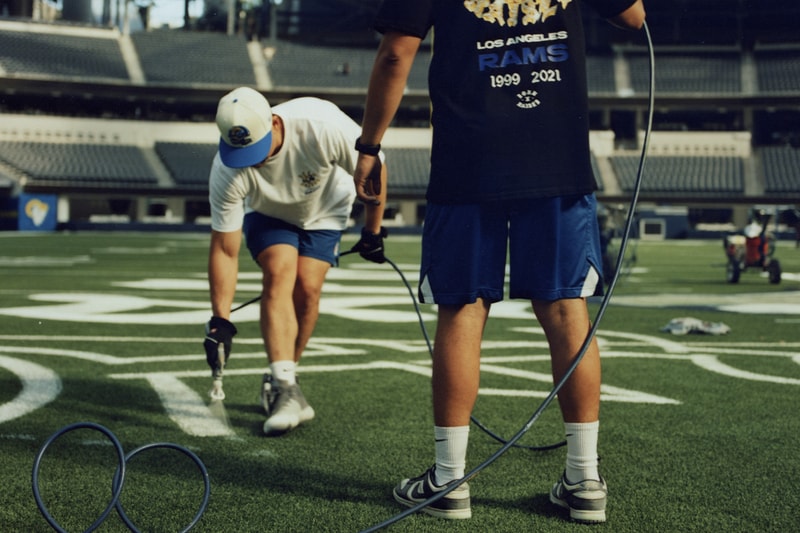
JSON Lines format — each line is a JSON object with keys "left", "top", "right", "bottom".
{"left": 393, "top": 465, "right": 471, "bottom": 520}
{"left": 549, "top": 471, "right": 607, "bottom": 523}
{"left": 262, "top": 380, "right": 315, "bottom": 436}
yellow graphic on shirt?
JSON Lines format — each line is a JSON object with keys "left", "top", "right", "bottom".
{"left": 463, "top": 0, "right": 572, "bottom": 26}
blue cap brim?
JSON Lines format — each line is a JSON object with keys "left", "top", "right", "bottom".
{"left": 218, "top": 131, "right": 273, "bottom": 168}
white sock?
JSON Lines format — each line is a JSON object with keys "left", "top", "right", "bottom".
{"left": 565, "top": 421, "right": 600, "bottom": 482}
{"left": 433, "top": 425, "right": 469, "bottom": 486}
{"left": 270, "top": 360, "right": 296, "bottom": 385}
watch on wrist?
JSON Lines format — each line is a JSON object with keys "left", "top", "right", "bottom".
{"left": 355, "top": 137, "right": 381, "bottom": 156}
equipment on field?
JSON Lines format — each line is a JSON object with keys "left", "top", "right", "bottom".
{"left": 350, "top": 226, "right": 388, "bottom": 263}
{"left": 660, "top": 317, "right": 731, "bottom": 335}
{"left": 723, "top": 209, "right": 781, "bottom": 284}
{"left": 204, "top": 316, "right": 237, "bottom": 400}
{"left": 32, "top": 422, "right": 210, "bottom": 533}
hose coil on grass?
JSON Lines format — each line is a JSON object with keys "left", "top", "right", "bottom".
{"left": 32, "top": 421, "right": 210, "bottom": 533}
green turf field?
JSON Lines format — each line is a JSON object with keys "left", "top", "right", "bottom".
{"left": 1, "top": 231, "right": 799, "bottom": 532}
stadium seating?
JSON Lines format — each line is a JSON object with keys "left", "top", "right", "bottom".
{"left": 131, "top": 29, "right": 256, "bottom": 85}
{"left": 626, "top": 50, "right": 742, "bottom": 94}
{"left": 152, "top": 142, "right": 433, "bottom": 196}
{"left": 381, "top": 148, "right": 430, "bottom": 196}
{"left": 755, "top": 49, "right": 800, "bottom": 93}
{"left": 586, "top": 54, "right": 616, "bottom": 94}
{"left": 0, "top": 142, "right": 158, "bottom": 187}
{"left": 266, "top": 41, "right": 429, "bottom": 91}
{"left": 1, "top": 16, "right": 798, "bottom": 227}
{"left": 154, "top": 142, "right": 218, "bottom": 189}
{"left": 761, "top": 146, "right": 800, "bottom": 193}
{"left": 611, "top": 155, "right": 745, "bottom": 195}
{"left": 0, "top": 26, "right": 128, "bottom": 81}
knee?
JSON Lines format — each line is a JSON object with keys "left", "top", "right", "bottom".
{"left": 261, "top": 264, "right": 297, "bottom": 300}
{"left": 293, "top": 278, "right": 322, "bottom": 308}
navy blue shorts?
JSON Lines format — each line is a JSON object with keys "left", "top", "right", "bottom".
{"left": 243, "top": 212, "right": 342, "bottom": 266}
{"left": 418, "top": 195, "right": 603, "bottom": 305}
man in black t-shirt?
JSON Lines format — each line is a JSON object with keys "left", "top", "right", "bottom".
{"left": 353, "top": 0, "right": 646, "bottom": 523}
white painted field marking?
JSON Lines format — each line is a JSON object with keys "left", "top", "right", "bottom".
{"left": 0, "top": 355, "right": 61, "bottom": 424}
{"left": 690, "top": 355, "right": 800, "bottom": 385}
{"left": 0, "top": 255, "right": 93, "bottom": 267}
{"left": 477, "top": 386, "right": 680, "bottom": 405}
{"left": 1, "top": 331, "right": 797, "bottom": 434}
{"left": 109, "top": 355, "right": 680, "bottom": 437}
{"left": 142, "top": 373, "right": 234, "bottom": 437}
{"left": 0, "top": 293, "right": 435, "bottom": 324}
{"left": 609, "top": 290, "right": 800, "bottom": 314}
{"left": 479, "top": 363, "right": 681, "bottom": 404}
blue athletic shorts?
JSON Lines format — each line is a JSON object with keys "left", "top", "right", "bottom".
{"left": 418, "top": 195, "right": 603, "bottom": 305}
{"left": 243, "top": 212, "right": 342, "bottom": 266}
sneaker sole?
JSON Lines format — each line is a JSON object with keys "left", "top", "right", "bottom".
{"left": 262, "top": 406, "right": 315, "bottom": 436}
{"left": 393, "top": 488, "right": 472, "bottom": 520}
{"left": 549, "top": 492, "right": 607, "bottom": 523}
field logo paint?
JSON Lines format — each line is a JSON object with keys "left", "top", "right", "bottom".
{"left": 0, "top": 355, "right": 61, "bottom": 424}
{"left": 2, "top": 331, "right": 800, "bottom": 436}
{"left": 2, "top": 270, "right": 800, "bottom": 434}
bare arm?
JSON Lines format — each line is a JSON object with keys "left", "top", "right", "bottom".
{"left": 360, "top": 31, "right": 422, "bottom": 145}
{"left": 208, "top": 229, "right": 242, "bottom": 319}
{"left": 362, "top": 161, "right": 387, "bottom": 233}
{"left": 609, "top": 0, "right": 646, "bottom": 30}
{"left": 354, "top": 31, "right": 422, "bottom": 205}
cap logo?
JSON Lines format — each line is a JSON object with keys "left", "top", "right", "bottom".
{"left": 227, "top": 126, "right": 252, "bottom": 147}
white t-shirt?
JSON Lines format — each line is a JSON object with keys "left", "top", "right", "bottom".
{"left": 209, "top": 97, "right": 363, "bottom": 232}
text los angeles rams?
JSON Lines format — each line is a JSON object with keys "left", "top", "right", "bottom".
{"left": 476, "top": 31, "right": 569, "bottom": 108}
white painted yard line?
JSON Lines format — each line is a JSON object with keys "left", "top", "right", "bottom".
{"left": 476, "top": 386, "right": 680, "bottom": 405}
{"left": 143, "top": 374, "right": 234, "bottom": 437}
{"left": 691, "top": 354, "right": 800, "bottom": 385}
{"left": 0, "top": 356, "right": 61, "bottom": 424}
{"left": 111, "top": 360, "right": 434, "bottom": 380}
{"left": 479, "top": 363, "right": 681, "bottom": 404}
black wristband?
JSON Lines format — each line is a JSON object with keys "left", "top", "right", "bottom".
{"left": 355, "top": 137, "right": 381, "bottom": 156}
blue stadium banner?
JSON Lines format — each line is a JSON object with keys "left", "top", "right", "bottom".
{"left": 18, "top": 193, "right": 57, "bottom": 231}
{"left": 0, "top": 198, "right": 17, "bottom": 230}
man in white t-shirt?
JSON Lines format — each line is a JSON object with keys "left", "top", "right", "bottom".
{"left": 204, "top": 87, "right": 387, "bottom": 436}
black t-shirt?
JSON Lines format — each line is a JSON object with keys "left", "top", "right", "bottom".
{"left": 375, "top": 0, "right": 636, "bottom": 204}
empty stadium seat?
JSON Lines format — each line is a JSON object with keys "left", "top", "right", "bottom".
{"left": 0, "top": 142, "right": 158, "bottom": 187}
{"left": 131, "top": 29, "right": 256, "bottom": 85}
{"left": 755, "top": 50, "right": 800, "bottom": 93}
{"left": 0, "top": 29, "right": 128, "bottom": 80}
{"left": 155, "top": 142, "right": 218, "bottom": 188}
{"left": 611, "top": 155, "right": 744, "bottom": 195}
{"left": 627, "top": 51, "right": 741, "bottom": 94}
{"left": 266, "top": 41, "right": 429, "bottom": 91}
{"left": 761, "top": 146, "right": 800, "bottom": 193}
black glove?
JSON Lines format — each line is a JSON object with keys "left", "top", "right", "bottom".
{"left": 204, "top": 316, "right": 237, "bottom": 374}
{"left": 351, "top": 226, "right": 387, "bottom": 264}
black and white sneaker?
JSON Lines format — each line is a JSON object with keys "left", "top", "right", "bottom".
{"left": 550, "top": 471, "right": 607, "bottom": 523}
{"left": 262, "top": 379, "right": 315, "bottom": 436}
{"left": 393, "top": 466, "right": 471, "bottom": 520}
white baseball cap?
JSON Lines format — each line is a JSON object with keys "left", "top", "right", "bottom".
{"left": 216, "top": 87, "right": 273, "bottom": 168}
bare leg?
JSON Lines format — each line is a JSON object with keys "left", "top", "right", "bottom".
{"left": 432, "top": 299, "right": 490, "bottom": 427}
{"left": 292, "top": 255, "right": 331, "bottom": 363}
{"left": 257, "top": 244, "right": 300, "bottom": 363}
{"left": 532, "top": 297, "right": 600, "bottom": 423}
